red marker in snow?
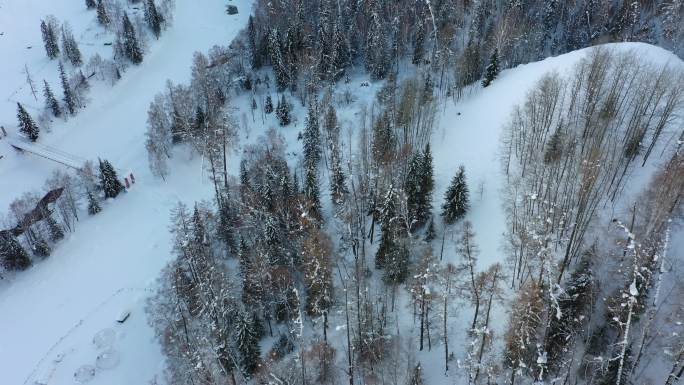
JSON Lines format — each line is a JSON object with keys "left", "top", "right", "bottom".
{"left": 130, "top": 173, "right": 135, "bottom": 184}
{"left": 125, "top": 177, "right": 130, "bottom": 189}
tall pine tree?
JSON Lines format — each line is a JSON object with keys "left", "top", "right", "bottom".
{"left": 264, "top": 95, "right": 273, "bottom": 114}
{"left": 87, "top": 191, "right": 102, "bottom": 215}
{"left": 121, "top": 12, "right": 143, "bottom": 64}
{"left": 97, "top": 0, "right": 110, "bottom": 26}
{"left": 303, "top": 100, "right": 321, "bottom": 170}
{"left": 144, "top": 0, "right": 163, "bottom": 39}
{"left": 441, "top": 166, "right": 469, "bottom": 224}
{"left": 276, "top": 95, "right": 290, "bottom": 126}
{"left": 40, "top": 18, "right": 60, "bottom": 59}
{"left": 375, "top": 187, "right": 398, "bottom": 269}
{"left": 61, "top": 24, "right": 83, "bottom": 66}
{"left": 59, "top": 61, "right": 76, "bottom": 115}
{"left": 481, "top": 49, "right": 499, "bottom": 87}
{"left": 267, "top": 28, "right": 289, "bottom": 90}
{"left": 17, "top": 103, "right": 40, "bottom": 142}
{"left": 99, "top": 159, "right": 124, "bottom": 198}
{"left": 0, "top": 232, "right": 32, "bottom": 271}
{"left": 235, "top": 309, "right": 261, "bottom": 376}
{"left": 43, "top": 80, "right": 61, "bottom": 117}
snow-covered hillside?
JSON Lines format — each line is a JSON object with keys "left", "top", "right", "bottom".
{"left": 1, "top": 0, "right": 683, "bottom": 383}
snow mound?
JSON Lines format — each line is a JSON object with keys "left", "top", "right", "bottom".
{"left": 73, "top": 364, "right": 96, "bottom": 383}
{"left": 92, "top": 328, "right": 116, "bottom": 350}
{"left": 95, "top": 349, "right": 120, "bottom": 370}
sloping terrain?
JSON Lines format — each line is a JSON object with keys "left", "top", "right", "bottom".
{"left": 0, "top": 1, "right": 683, "bottom": 383}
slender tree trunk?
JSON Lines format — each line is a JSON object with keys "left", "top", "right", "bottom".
{"left": 440, "top": 226, "right": 447, "bottom": 260}
{"left": 345, "top": 288, "right": 354, "bottom": 385}
{"left": 419, "top": 290, "right": 425, "bottom": 351}
{"left": 324, "top": 310, "right": 328, "bottom": 342}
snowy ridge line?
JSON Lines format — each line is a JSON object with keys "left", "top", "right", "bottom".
{"left": 22, "top": 287, "right": 153, "bottom": 385}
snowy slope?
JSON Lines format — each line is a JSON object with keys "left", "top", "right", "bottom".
{"left": 414, "top": 42, "right": 684, "bottom": 384}
{"left": 0, "top": 1, "right": 254, "bottom": 384}
{"left": 431, "top": 42, "right": 684, "bottom": 271}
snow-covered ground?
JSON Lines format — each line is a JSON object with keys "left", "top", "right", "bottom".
{"left": 1, "top": 0, "right": 682, "bottom": 382}
{"left": 0, "top": 1, "right": 253, "bottom": 384}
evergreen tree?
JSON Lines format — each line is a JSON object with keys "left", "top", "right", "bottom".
{"left": 17, "top": 103, "right": 40, "bottom": 142}
{"left": 235, "top": 310, "right": 261, "bottom": 376}
{"left": 46, "top": 215, "right": 64, "bottom": 242}
{"left": 267, "top": 28, "right": 289, "bottom": 90}
{"left": 383, "top": 240, "right": 409, "bottom": 285}
{"left": 545, "top": 249, "right": 595, "bottom": 375}
{"left": 43, "top": 80, "right": 61, "bottom": 117}
{"left": 264, "top": 95, "right": 273, "bottom": 114}
{"left": 441, "top": 166, "right": 469, "bottom": 224}
{"left": 365, "top": 1, "right": 389, "bottom": 80}
{"left": 405, "top": 153, "right": 424, "bottom": 226}
{"left": 0, "top": 232, "right": 32, "bottom": 271}
{"left": 303, "top": 101, "right": 321, "bottom": 170}
{"left": 328, "top": 22, "right": 349, "bottom": 81}
{"left": 40, "top": 19, "right": 60, "bottom": 59}
{"left": 247, "top": 16, "right": 262, "bottom": 69}
{"left": 325, "top": 106, "right": 347, "bottom": 204}
{"left": 304, "top": 166, "right": 321, "bottom": 219}
{"left": 405, "top": 144, "right": 434, "bottom": 229}
{"left": 59, "top": 61, "right": 76, "bottom": 115}
{"left": 544, "top": 128, "right": 564, "bottom": 164}
{"left": 371, "top": 111, "right": 394, "bottom": 164}
{"left": 121, "top": 12, "right": 143, "bottom": 64}
{"left": 375, "top": 187, "right": 398, "bottom": 269}
{"left": 86, "top": 0, "right": 96, "bottom": 9}
{"left": 32, "top": 235, "right": 51, "bottom": 258}
{"left": 61, "top": 24, "right": 83, "bottom": 66}
{"left": 97, "top": 0, "right": 110, "bottom": 26}
{"left": 144, "top": 0, "right": 162, "bottom": 39}
{"left": 421, "top": 143, "right": 434, "bottom": 194}
{"left": 276, "top": 95, "right": 290, "bottom": 126}
{"left": 99, "top": 159, "right": 124, "bottom": 198}
{"left": 424, "top": 216, "right": 436, "bottom": 242}
{"left": 192, "top": 106, "right": 205, "bottom": 138}
{"left": 87, "top": 191, "right": 102, "bottom": 215}
{"left": 412, "top": 18, "right": 426, "bottom": 65}
{"left": 481, "top": 48, "right": 499, "bottom": 87}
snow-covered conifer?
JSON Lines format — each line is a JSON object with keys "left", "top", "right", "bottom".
{"left": 276, "top": 95, "right": 291, "bottom": 126}
{"left": 40, "top": 18, "right": 60, "bottom": 59}
{"left": 144, "top": 0, "right": 163, "bottom": 39}
{"left": 96, "top": 0, "right": 110, "bottom": 26}
{"left": 61, "top": 23, "right": 82, "bottom": 66}
{"left": 121, "top": 12, "right": 143, "bottom": 64}
{"left": 441, "top": 166, "right": 469, "bottom": 224}
{"left": 17, "top": 103, "right": 40, "bottom": 142}
{"left": 0, "top": 232, "right": 32, "bottom": 271}
{"left": 98, "top": 159, "right": 124, "bottom": 198}
{"left": 87, "top": 191, "right": 101, "bottom": 215}
{"left": 43, "top": 80, "right": 61, "bottom": 117}
{"left": 59, "top": 62, "right": 76, "bottom": 115}
{"left": 481, "top": 48, "right": 499, "bottom": 87}
{"left": 264, "top": 95, "right": 273, "bottom": 114}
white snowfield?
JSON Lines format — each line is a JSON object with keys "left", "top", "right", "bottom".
{"left": 0, "top": 0, "right": 253, "bottom": 384}
{"left": 0, "top": 1, "right": 682, "bottom": 384}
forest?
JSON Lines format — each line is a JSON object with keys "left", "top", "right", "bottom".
{"left": 1, "top": 0, "right": 683, "bottom": 384}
